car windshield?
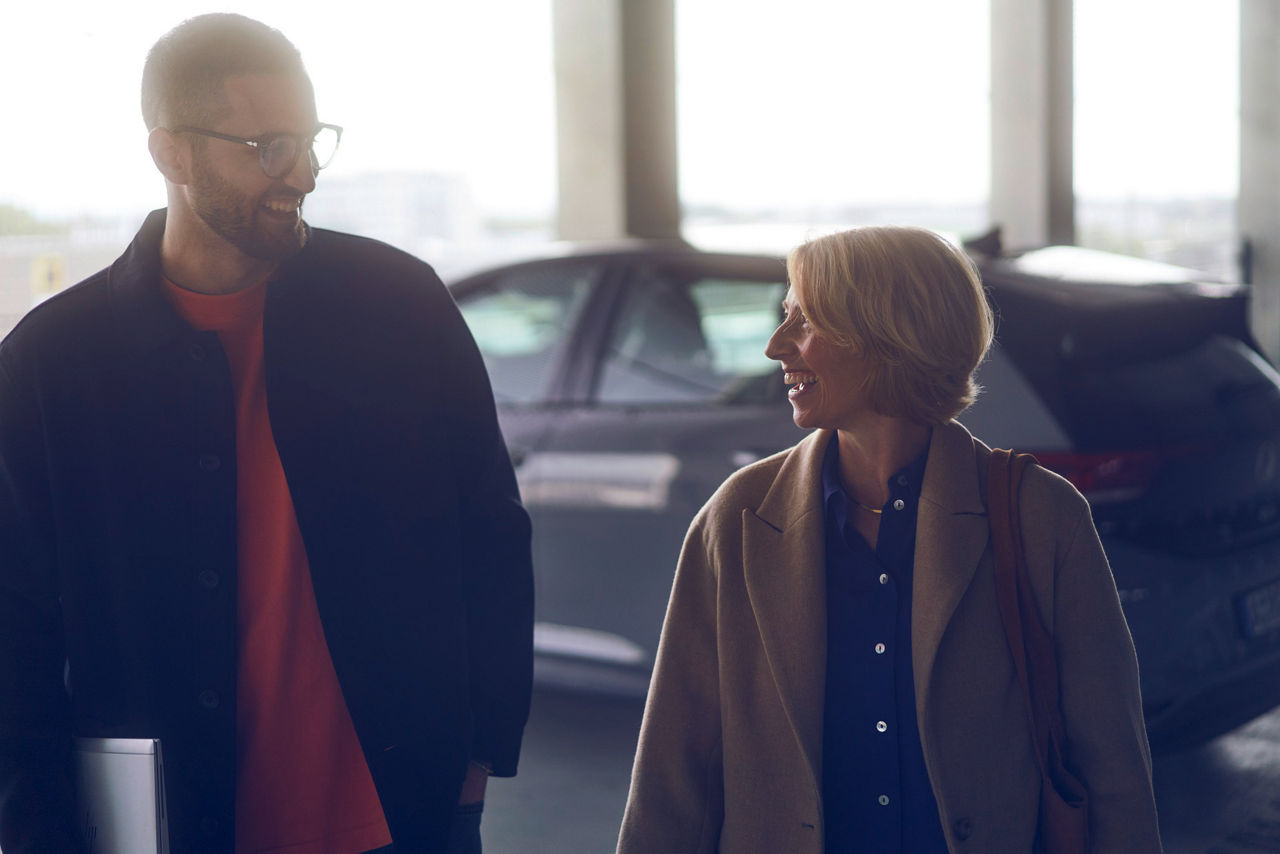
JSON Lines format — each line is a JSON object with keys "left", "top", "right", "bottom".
{"left": 1059, "top": 335, "right": 1280, "bottom": 448}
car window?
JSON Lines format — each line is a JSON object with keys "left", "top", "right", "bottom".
{"left": 1061, "top": 335, "right": 1280, "bottom": 447}
{"left": 456, "top": 263, "right": 596, "bottom": 404}
{"left": 960, "top": 342, "right": 1071, "bottom": 451}
{"left": 596, "top": 269, "right": 785, "bottom": 404}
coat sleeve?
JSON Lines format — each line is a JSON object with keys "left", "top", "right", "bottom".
{"left": 444, "top": 295, "right": 534, "bottom": 778}
{"left": 0, "top": 354, "right": 83, "bottom": 853}
{"left": 617, "top": 508, "right": 725, "bottom": 854}
{"left": 1047, "top": 485, "right": 1163, "bottom": 853}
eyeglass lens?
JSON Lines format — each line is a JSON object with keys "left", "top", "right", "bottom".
{"left": 261, "top": 126, "right": 340, "bottom": 178}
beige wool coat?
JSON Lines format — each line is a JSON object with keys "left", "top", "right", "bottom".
{"left": 617, "top": 421, "right": 1162, "bottom": 854}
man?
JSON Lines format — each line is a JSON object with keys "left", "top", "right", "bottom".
{"left": 0, "top": 13, "right": 533, "bottom": 854}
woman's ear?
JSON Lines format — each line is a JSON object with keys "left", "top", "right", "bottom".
{"left": 148, "top": 128, "right": 190, "bottom": 185}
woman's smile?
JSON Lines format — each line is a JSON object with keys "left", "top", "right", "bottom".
{"left": 784, "top": 370, "right": 820, "bottom": 398}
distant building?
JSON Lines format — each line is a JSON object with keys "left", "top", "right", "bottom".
{"left": 303, "top": 171, "right": 483, "bottom": 258}
{"left": 0, "top": 219, "right": 139, "bottom": 338}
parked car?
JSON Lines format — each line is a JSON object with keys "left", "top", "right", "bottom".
{"left": 447, "top": 233, "right": 1280, "bottom": 749}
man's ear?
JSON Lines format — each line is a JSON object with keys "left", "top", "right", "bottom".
{"left": 148, "top": 128, "right": 190, "bottom": 185}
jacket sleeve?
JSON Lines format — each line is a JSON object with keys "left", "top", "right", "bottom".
{"left": 1048, "top": 486, "right": 1163, "bottom": 853}
{"left": 0, "top": 354, "right": 83, "bottom": 853}
{"left": 617, "top": 509, "right": 724, "bottom": 854}
{"left": 445, "top": 298, "right": 534, "bottom": 778}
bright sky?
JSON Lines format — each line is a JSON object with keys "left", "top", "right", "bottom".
{"left": 0, "top": 0, "right": 1239, "bottom": 221}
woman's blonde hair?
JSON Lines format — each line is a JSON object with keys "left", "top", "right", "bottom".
{"left": 786, "top": 226, "right": 994, "bottom": 426}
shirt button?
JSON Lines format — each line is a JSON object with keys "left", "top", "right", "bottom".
{"left": 876, "top": 720, "right": 888, "bottom": 732}
{"left": 198, "top": 454, "right": 221, "bottom": 472}
{"left": 893, "top": 499, "right": 905, "bottom": 511}
{"left": 897, "top": 475, "right": 909, "bottom": 486}
{"left": 197, "top": 689, "right": 220, "bottom": 709}
{"left": 879, "top": 573, "right": 889, "bottom": 585}
{"left": 878, "top": 795, "right": 890, "bottom": 806}
{"left": 875, "top": 642, "right": 886, "bottom": 654}
{"left": 189, "top": 343, "right": 206, "bottom": 361}
{"left": 197, "top": 569, "right": 220, "bottom": 590}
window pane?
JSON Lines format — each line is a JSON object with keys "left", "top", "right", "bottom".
{"left": 690, "top": 279, "right": 785, "bottom": 378}
{"left": 597, "top": 271, "right": 785, "bottom": 404}
{"left": 0, "top": 2, "right": 556, "bottom": 326}
{"left": 1075, "top": 0, "right": 1239, "bottom": 280}
{"left": 678, "top": 0, "right": 991, "bottom": 250}
{"left": 457, "top": 264, "right": 595, "bottom": 404}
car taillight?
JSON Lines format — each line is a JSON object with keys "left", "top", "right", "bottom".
{"left": 1032, "top": 449, "right": 1183, "bottom": 505}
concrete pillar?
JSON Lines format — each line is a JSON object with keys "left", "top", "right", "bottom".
{"left": 989, "top": 0, "right": 1074, "bottom": 250}
{"left": 1241, "top": 0, "right": 1280, "bottom": 361}
{"left": 552, "top": 0, "right": 680, "bottom": 240}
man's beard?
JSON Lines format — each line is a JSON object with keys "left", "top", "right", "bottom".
{"left": 189, "top": 157, "right": 308, "bottom": 261}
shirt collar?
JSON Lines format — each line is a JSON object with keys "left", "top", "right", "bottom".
{"left": 821, "top": 431, "right": 931, "bottom": 514}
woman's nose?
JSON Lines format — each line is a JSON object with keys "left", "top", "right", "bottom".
{"left": 764, "top": 325, "right": 789, "bottom": 361}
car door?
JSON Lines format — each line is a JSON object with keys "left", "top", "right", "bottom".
{"left": 452, "top": 258, "right": 608, "bottom": 610}
{"left": 525, "top": 253, "right": 808, "bottom": 679}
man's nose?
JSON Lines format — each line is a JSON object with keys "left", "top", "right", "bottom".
{"left": 283, "top": 149, "right": 317, "bottom": 194}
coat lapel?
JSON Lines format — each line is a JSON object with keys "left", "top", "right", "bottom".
{"left": 742, "top": 429, "right": 831, "bottom": 788}
{"left": 739, "top": 424, "right": 992, "bottom": 793}
{"left": 911, "top": 421, "right": 992, "bottom": 711}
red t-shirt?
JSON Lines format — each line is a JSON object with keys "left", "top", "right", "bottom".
{"left": 164, "top": 278, "right": 392, "bottom": 854}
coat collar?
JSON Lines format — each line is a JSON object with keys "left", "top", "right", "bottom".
{"left": 106, "top": 209, "right": 187, "bottom": 355}
{"left": 106, "top": 208, "right": 317, "bottom": 356}
{"left": 740, "top": 421, "right": 991, "bottom": 787}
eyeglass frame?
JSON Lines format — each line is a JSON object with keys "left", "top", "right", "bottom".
{"left": 168, "top": 123, "right": 343, "bottom": 178}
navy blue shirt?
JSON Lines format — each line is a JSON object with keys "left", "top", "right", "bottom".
{"left": 820, "top": 434, "right": 949, "bottom": 853}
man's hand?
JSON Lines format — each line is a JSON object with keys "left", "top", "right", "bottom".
{"left": 458, "top": 759, "right": 490, "bottom": 805}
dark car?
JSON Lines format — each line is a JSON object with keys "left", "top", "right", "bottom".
{"left": 447, "top": 234, "right": 1280, "bottom": 749}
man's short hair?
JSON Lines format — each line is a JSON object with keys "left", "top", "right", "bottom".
{"left": 786, "top": 226, "right": 994, "bottom": 426}
{"left": 141, "top": 13, "right": 310, "bottom": 131}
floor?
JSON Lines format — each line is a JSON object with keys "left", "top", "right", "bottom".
{"left": 483, "top": 686, "right": 1280, "bottom": 853}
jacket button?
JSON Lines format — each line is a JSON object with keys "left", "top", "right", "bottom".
{"left": 953, "top": 817, "right": 973, "bottom": 841}
{"left": 198, "top": 689, "right": 220, "bottom": 709}
{"left": 189, "top": 343, "right": 206, "bottom": 362}
{"left": 197, "top": 569, "right": 220, "bottom": 590}
{"left": 198, "top": 454, "right": 221, "bottom": 472}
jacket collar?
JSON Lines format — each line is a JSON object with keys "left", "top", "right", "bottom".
{"left": 740, "top": 421, "right": 990, "bottom": 790}
{"left": 107, "top": 208, "right": 316, "bottom": 355}
{"left": 107, "top": 209, "right": 187, "bottom": 355}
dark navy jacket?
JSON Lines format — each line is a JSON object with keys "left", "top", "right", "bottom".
{"left": 0, "top": 210, "right": 534, "bottom": 853}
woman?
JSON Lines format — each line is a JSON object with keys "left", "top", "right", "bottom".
{"left": 616, "top": 227, "right": 1161, "bottom": 853}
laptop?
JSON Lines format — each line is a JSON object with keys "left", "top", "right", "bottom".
{"left": 74, "top": 737, "right": 169, "bottom": 854}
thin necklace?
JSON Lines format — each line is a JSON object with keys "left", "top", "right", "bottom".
{"left": 851, "top": 499, "right": 883, "bottom": 515}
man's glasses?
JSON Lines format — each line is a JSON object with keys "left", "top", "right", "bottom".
{"left": 170, "top": 123, "right": 343, "bottom": 179}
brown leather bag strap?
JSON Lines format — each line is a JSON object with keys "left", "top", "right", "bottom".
{"left": 990, "top": 449, "right": 1091, "bottom": 853}
{"left": 988, "top": 449, "right": 1053, "bottom": 778}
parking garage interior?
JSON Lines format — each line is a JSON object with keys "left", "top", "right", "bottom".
{"left": 4, "top": 2, "right": 1280, "bottom": 852}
